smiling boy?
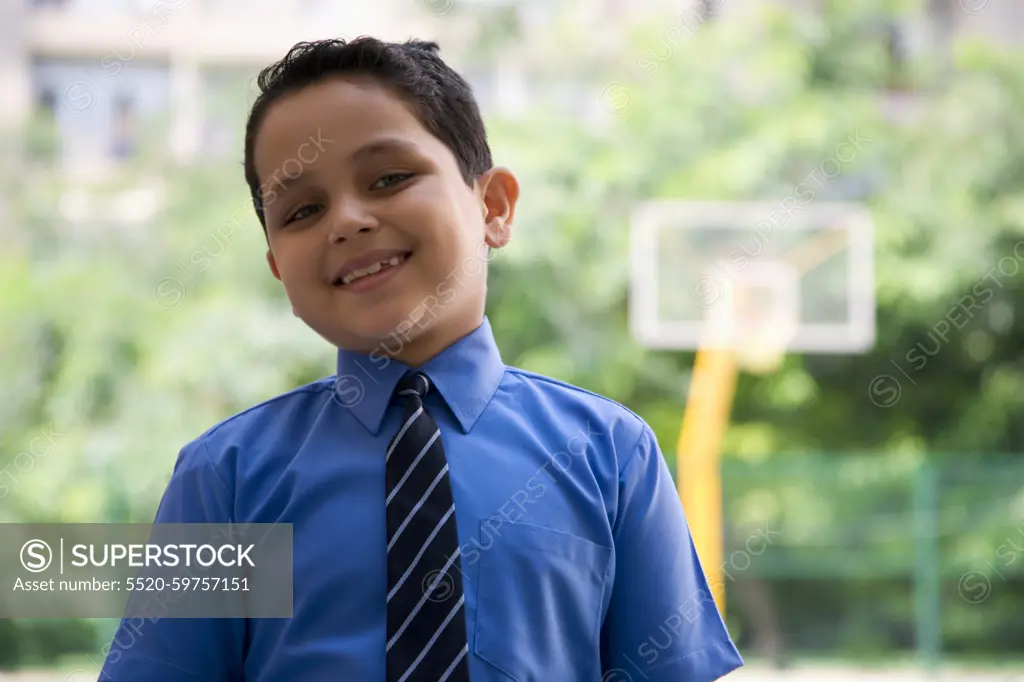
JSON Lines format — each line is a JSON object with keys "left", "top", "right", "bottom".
{"left": 100, "top": 37, "right": 743, "bottom": 681}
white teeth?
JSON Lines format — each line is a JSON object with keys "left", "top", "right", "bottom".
{"left": 340, "top": 255, "right": 405, "bottom": 285}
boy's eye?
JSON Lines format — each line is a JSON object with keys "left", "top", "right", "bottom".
{"left": 370, "top": 173, "right": 413, "bottom": 191}
{"left": 285, "top": 204, "right": 322, "bottom": 224}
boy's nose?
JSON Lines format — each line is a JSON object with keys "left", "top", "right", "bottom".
{"left": 328, "top": 203, "right": 380, "bottom": 243}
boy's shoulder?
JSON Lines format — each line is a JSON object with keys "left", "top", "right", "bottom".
{"left": 505, "top": 366, "right": 638, "bottom": 413}
{"left": 504, "top": 365, "right": 652, "bottom": 449}
{"left": 186, "top": 376, "right": 337, "bottom": 451}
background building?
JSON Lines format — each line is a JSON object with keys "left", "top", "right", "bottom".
{"left": 0, "top": 0, "right": 440, "bottom": 171}
{"left": 4, "top": 0, "right": 1020, "bottom": 172}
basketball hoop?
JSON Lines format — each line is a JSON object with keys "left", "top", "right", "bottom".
{"left": 735, "top": 281, "right": 798, "bottom": 374}
{"left": 735, "top": 328, "right": 794, "bottom": 375}
{"left": 702, "top": 262, "right": 800, "bottom": 375}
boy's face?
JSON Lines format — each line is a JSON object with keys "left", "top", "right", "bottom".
{"left": 254, "top": 76, "right": 518, "bottom": 363}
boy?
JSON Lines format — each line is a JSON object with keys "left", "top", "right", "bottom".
{"left": 100, "top": 37, "right": 743, "bottom": 681}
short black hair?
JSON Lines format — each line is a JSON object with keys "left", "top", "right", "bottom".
{"left": 243, "top": 36, "right": 493, "bottom": 229}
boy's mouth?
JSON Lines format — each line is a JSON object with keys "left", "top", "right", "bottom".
{"left": 332, "top": 250, "right": 413, "bottom": 289}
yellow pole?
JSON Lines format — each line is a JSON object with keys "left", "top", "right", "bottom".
{"left": 676, "top": 345, "right": 738, "bottom": 618}
{"left": 673, "top": 216, "right": 850, "bottom": 619}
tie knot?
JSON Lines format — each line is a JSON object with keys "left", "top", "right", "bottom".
{"left": 395, "top": 372, "right": 431, "bottom": 401}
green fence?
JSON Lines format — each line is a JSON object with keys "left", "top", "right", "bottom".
{"left": 717, "top": 456, "right": 1024, "bottom": 665}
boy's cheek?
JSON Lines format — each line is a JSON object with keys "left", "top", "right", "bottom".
{"left": 436, "top": 280, "right": 457, "bottom": 307}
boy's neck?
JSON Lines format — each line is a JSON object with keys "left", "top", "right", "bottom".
{"left": 383, "top": 314, "right": 484, "bottom": 368}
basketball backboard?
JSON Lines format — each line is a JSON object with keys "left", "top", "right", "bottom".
{"left": 629, "top": 201, "right": 875, "bottom": 360}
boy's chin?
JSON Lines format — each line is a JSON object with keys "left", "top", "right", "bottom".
{"left": 328, "top": 317, "right": 435, "bottom": 355}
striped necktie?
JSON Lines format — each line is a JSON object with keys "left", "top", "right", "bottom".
{"left": 385, "top": 371, "right": 471, "bottom": 682}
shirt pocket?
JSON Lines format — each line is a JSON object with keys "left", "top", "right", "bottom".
{"left": 473, "top": 520, "right": 612, "bottom": 682}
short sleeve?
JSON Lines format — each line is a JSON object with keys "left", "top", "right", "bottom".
{"left": 97, "top": 439, "right": 245, "bottom": 682}
{"left": 600, "top": 426, "right": 743, "bottom": 682}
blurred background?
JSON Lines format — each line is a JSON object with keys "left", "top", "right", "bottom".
{"left": 2, "top": 0, "right": 1024, "bottom": 679}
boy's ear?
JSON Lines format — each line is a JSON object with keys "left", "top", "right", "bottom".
{"left": 267, "top": 250, "right": 299, "bottom": 316}
{"left": 478, "top": 166, "right": 519, "bottom": 250}
{"left": 266, "top": 249, "right": 283, "bottom": 282}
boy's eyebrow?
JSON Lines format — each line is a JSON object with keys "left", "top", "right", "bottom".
{"left": 270, "top": 168, "right": 318, "bottom": 197}
{"left": 349, "top": 137, "right": 420, "bottom": 161}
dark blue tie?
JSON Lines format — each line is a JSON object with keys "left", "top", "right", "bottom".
{"left": 385, "top": 372, "right": 471, "bottom": 682}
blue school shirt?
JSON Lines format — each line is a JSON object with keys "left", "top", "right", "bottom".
{"left": 98, "top": 316, "right": 743, "bottom": 682}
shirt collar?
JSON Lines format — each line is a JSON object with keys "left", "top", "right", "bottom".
{"left": 334, "top": 316, "right": 505, "bottom": 435}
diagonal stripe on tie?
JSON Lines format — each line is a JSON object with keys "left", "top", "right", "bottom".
{"left": 386, "top": 406, "right": 423, "bottom": 463}
{"left": 395, "top": 596, "right": 466, "bottom": 682}
{"left": 386, "top": 429, "right": 442, "bottom": 508}
{"left": 387, "top": 546, "right": 462, "bottom": 649}
{"left": 387, "top": 503, "right": 456, "bottom": 602}
{"left": 438, "top": 644, "right": 469, "bottom": 682}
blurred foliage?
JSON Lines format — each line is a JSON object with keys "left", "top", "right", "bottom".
{"left": 2, "top": 0, "right": 1024, "bottom": 668}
